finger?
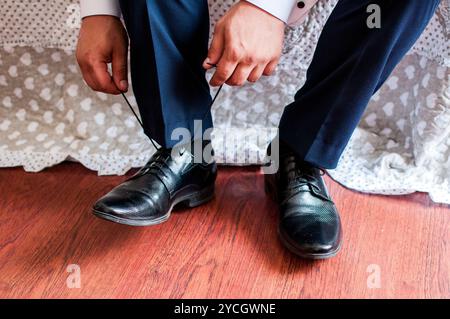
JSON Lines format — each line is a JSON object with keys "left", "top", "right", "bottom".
{"left": 78, "top": 63, "right": 95, "bottom": 88}
{"left": 91, "top": 61, "right": 121, "bottom": 94}
{"left": 79, "top": 62, "right": 106, "bottom": 93}
{"left": 263, "top": 59, "right": 279, "bottom": 76}
{"left": 210, "top": 43, "right": 243, "bottom": 86}
{"left": 210, "top": 60, "right": 238, "bottom": 87}
{"left": 247, "top": 64, "right": 266, "bottom": 83}
{"left": 112, "top": 48, "right": 128, "bottom": 92}
{"left": 203, "top": 26, "right": 224, "bottom": 70}
{"left": 226, "top": 63, "right": 254, "bottom": 86}
{"left": 81, "top": 69, "right": 98, "bottom": 91}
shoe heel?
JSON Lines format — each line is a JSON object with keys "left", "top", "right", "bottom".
{"left": 264, "top": 174, "right": 278, "bottom": 202}
{"left": 184, "top": 185, "right": 215, "bottom": 208}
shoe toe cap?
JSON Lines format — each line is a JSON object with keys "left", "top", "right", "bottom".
{"left": 280, "top": 213, "right": 342, "bottom": 257}
{"left": 93, "top": 193, "right": 135, "bottom": 216}
{"left": 93, "top": 190, "right": 163, "bottom": 220}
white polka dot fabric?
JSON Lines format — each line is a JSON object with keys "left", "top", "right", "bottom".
{"left": 0, "top": 1, "right": 80, "bottom": 49}
{"left": 0, "top": 0, "right": 449, "bottom": 203}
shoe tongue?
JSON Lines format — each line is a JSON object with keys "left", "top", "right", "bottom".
{"left": 283, "top": 155, "right": 317, "bottom": 182}
{"left": 171, "top": 140, "right": 214, "bottom": 164}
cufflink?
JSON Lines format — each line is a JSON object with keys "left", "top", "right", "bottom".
{"left": 297, "top": 1, "right": 306, "bottom": 9}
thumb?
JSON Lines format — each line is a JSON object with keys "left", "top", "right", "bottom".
{"left": 112, "top": 48, "right": 128, "bottom": 92}
{"left": 203, "top": 28, "right": 224, "bottom": 70}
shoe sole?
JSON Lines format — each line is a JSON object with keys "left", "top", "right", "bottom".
{"left": 92, "top": 185, "right": 215, "bottom": 227}
{"left": 265, "top": 174, "right": 342, "bottom": 260}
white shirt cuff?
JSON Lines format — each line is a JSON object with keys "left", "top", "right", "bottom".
{"left": 80, "top": 0, "right": 121, "bottom": 18}
{"left": 245, "top": 0, "right": 298, "bottom": 23}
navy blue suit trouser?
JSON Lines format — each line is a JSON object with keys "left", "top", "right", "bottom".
{"left": 120, "top": 0, "right": 440, "bottom": 169}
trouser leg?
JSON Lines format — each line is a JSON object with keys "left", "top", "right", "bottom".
{"left": 278, "top": 0, "right": 440, "bottom": 169}
{"left": 119, "top": 0, "right": 211, "bottom": 148}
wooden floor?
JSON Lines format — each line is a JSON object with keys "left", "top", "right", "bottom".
{"left": 0, "top": 163, "right": 448, "bottom": 299}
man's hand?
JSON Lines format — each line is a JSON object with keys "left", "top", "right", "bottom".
{"left": 76, "top": 16, "right": 129, "bottom": 94}
{"left": 203, "top": 1, "right": 285, "bottom": 87}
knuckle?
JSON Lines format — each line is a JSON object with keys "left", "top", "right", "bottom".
{"left": 79, "top": 53, "right": 96, "bottom": 68}
{"left": 223, "top": 23, "right": 233, "bottom": 34}
{"left": 228, "top": 46, "right": 243, "bottom": 61}
{"left": 85, "top": 52, "right": 101, "bottom": 65}
{"left": 229, "top": 52, "right": 240, "bottom": 62}
{"left": 243, "top": 56, "right": 256, "bottom": 65}
{"left": 254, "top": 54, "right": 269, "bottom": 64}
{"left": 216, "top": 69, "right": 230, "bottom": 81}
{"left": 115, "top": 64, "right": 127, "bottom": 73}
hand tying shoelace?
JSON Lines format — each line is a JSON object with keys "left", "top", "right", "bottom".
{"left": 120, "top": 63, "right": 224, "bottom": 152}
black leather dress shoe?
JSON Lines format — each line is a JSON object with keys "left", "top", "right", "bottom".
{"left": 265, "top": 143, "right": 342, "bottom": 259}
{"left": 93, "top": 145, "right": 217, "bottom": 226}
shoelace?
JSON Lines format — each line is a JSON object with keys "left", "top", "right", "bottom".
{"left": 285, "top": 156, "right": 327, "bottom": 195}
{"left": 121, "top": 63, "right": 223, "bottom": 152}
{"left": 293, "top": 175, "right": 321, "bottom": 193}
{"left": 131, "top": 149, "right": 170, "bottom": 179}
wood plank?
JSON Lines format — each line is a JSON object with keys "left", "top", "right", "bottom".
{"left": 0, "top": 163, "right": 448, "bottom": 298}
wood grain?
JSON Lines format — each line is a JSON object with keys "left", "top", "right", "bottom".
{"left": 0, "top": 163, "right": 448, "bottom": 298}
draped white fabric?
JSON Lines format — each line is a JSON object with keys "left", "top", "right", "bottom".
{"left": 0, "top": 0, "right": 449, "bottom": 203}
